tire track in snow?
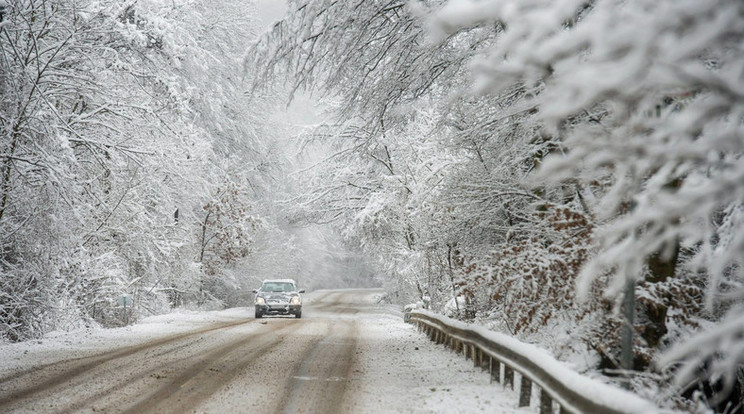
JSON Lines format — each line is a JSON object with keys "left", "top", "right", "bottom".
{"left": 45, "top": 321, "right": 299, "bottom": 414}
{"left": 277, "top": 319, "right": 358, "bottom": 414}
{"left": 120, "top": 320, "right": 300, "bottom": 414}
{"left": 0, "top": 317, "right": 257, "bottom": 408}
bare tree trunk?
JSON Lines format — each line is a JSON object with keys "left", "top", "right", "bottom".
{"left": 447, "top": 243, "right": 460, "bottom": 316}
{"left": 198, "top": 209, "right": 212, "bottom": 264}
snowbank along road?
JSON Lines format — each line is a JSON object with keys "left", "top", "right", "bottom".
{"left": 0, "top": 289, "right": 521, "bottom": 413}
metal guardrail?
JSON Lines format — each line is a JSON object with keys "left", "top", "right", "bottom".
{"left": 410, "top": 311, "right": 657, "bottom": 414}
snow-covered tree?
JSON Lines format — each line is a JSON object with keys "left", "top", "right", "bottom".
{"left": 425, "top": 0, "right": 744, "bottom": 406}
{"left": 251, "top": 0, "right": 585, "bottom": 315}
{"left": 0, "top": 0, "right": 282, "bottom": 339}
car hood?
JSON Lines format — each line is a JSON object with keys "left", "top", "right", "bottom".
{"left": 260, "top": 292, "right": 299, "bottom": 301}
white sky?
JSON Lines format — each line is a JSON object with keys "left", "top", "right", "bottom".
{"left": 253, "top": 0, "right": 288, "bottom": 30}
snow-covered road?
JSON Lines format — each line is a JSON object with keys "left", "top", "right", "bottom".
{"left": 0, "top": 289, "right": 524, "bottom": 413}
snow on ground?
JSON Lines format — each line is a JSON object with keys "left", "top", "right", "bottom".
{"left": 307, "top": 289, "right": 526, "bottom": 413}
{"left": 1, "top": 289, "right": 532, "bottom": 413}
{"left": 346, "top": 311, "right": 526, "bottom": 414}
{"left": 0, "top": 306, "right": 256, "bottom": 376}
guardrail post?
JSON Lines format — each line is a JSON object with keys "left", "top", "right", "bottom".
{"left": 519, "top": 375, "right": 532, "bottom": 407}
{"left": 490, "top": 357, "right": 500, "bottom": 383}
{"left": 504, "top": 366, "right": 514, "bottom": 389}
{"left": 558, "top": 404, "right": 574, "bottom": 414}
{"left": 473, "top": 346, "right": 479, "bottom": 367}
{"left": 540, "top": 388, "right": 553, "bottom": 414}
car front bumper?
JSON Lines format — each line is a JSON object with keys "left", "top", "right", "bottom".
{"left": 255, "top": 303, "right": 301, "bottom": 315}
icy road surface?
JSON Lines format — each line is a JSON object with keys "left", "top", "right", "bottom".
{"left": 0, "top": 289, "right": 524, "bottom": 413}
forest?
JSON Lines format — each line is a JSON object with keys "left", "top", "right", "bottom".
{"left": 1, "top": 0, "right": 742, "bottom": 412}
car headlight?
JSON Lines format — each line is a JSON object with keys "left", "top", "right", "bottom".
{"left": 290, "top": 296, "right": 301, "bottom": 305}
{"left": 255, "top": 297, "right": 266, "bottom": 305}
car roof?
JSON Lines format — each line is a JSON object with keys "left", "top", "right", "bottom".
{"left": 262, "top": 279, "right": 297, "bottom": 285}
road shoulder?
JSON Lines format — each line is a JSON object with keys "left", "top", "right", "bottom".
{"left": 343, "top": 312, "right": 524, "bottom": 414}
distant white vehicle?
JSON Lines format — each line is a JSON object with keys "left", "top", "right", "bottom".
{"left": 252, "top": 279, "right": 305, "bottom": 318}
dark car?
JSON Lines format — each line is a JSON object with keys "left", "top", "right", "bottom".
{"left": 253, "top": 279, "right": 305, "bottom": 318}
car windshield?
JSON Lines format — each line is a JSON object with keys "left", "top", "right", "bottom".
{"left": 261, "top": 282, "right": 295, "bottom": 293}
